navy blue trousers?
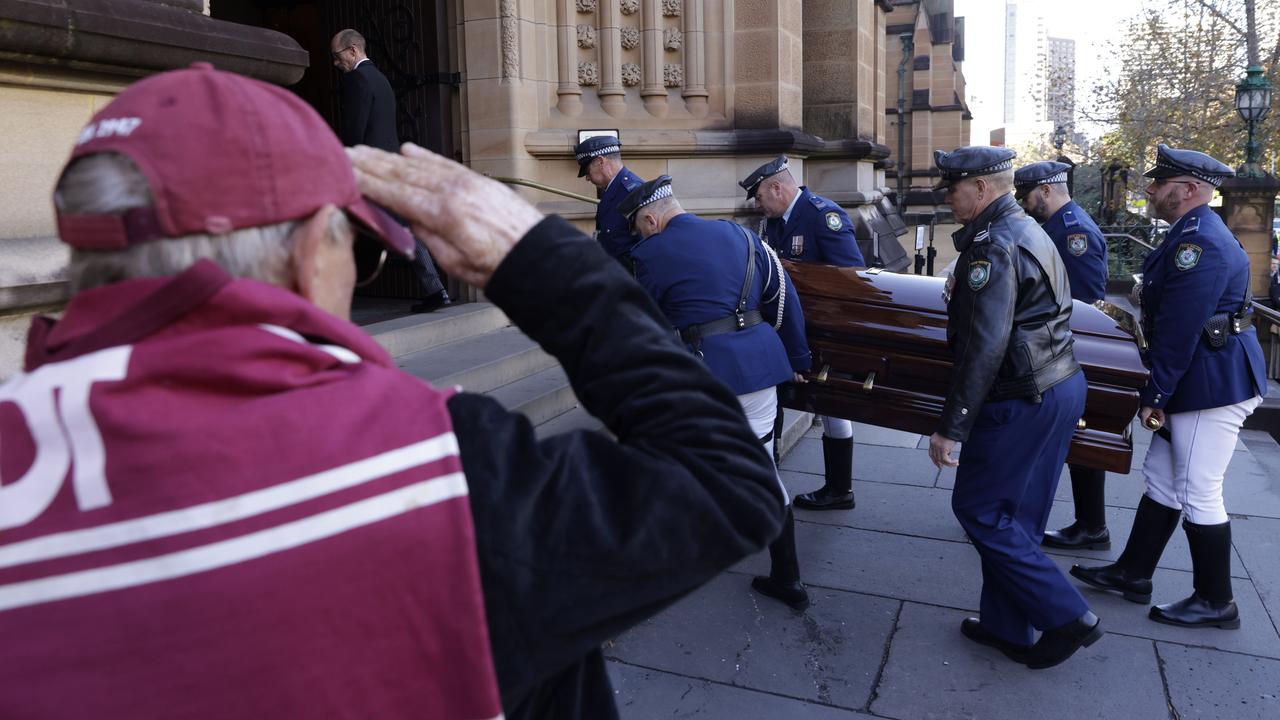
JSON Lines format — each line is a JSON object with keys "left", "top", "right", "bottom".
{"left": 951, "top": 371, "right": 1091, "bottom": 646}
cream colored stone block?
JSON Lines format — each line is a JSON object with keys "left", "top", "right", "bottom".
{"left": 0, "top": 86, "right": 112, "bottom": 241}
{"left": 804, "top": 0, "right": 855, "bottom": 30}
{"left": 735, "top": 0, "right": 779, "bottom": 29}
{"left": 735, "top": 30, "right": 780, "bottom": 81}
{"left": 734, "top": 83, "right": 780, "bottom": 128}
{"left": 464, "top": 1, "right": 503, "bottom": 22}
{"left": 464, "top": 18, "right": 504, "bottom": 81}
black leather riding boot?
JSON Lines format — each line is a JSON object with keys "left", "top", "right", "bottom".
{"left": 1044, "top": 466, "right": 1110, "bottom": 549}
{"left": 1070, "top": 495, "right": 1180, "bottom": 603}
{"left": 793, "top": 436, "right": 854, "bottom": 511}
{"left": 1150, "top": 520, "right": 1239, "bottom": 629}
{"left": 1070, "top": 466, "right": 1108, "bottom": 529}
{"left": 751, "top": 507, "right": 810, "bottom": 610}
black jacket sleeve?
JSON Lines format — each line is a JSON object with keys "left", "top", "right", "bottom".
{"left": 447, "top": 216, "right": 785, "bottom": 712}
{"left": 938, "top": 242, "right": 1016, "bottom": 441}
{"left": 338, "top": 71, "right": 372, "bottom": 147}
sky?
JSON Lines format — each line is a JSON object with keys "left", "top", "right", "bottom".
{"left": 953, "top": 0, "right": 1150, "bottom": 142}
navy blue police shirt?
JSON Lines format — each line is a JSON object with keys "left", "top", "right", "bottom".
{"left": 1041, "top": 200, "right": 1108, "bottom": 303}
{"left": 1139, "top": 204, "right": 1266, "bottom": 412}
{"left": 631, "top": 214, "right": 811, "bottom": 395}
{"left": 595, "top": 167, "right": 645, "bottom": 260}
{"left": 763, "top": 188, "right": 865, "bottom": 266}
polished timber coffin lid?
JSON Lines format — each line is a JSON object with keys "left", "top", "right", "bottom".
{"left": 781, "top": 264, "right": 1149, "bottom": 473}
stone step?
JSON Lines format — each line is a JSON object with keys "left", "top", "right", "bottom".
{"left": 361, "top": 302, "right": 510, "bottom": 359}
{"left": 488, "top": 366, "right": 579, "bottom": 426}
{"left": 396, "top": 325, "right": 555, "bottom": 395}
{"left": 535, "top": 401, "right": 814, "bottom": 465}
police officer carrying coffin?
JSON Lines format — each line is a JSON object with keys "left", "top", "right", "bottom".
{"left": 1014, "top": 160, "right": 1112, "bottom": 551}
{"left": 619, "top": 175, "right": 815, "bottom": 609}
{"left": 929, "top": 146, "right": 1102, "bottom": 669}
{"left": 574, "top": 135, "right": 645, "bottom": 264}
{"left": 740, "top": 156, "right": 864, "bottom": 511}
{"left": 1071, "top": 145, "right": 1267, "bottom": 629}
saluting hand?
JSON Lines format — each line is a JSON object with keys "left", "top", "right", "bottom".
{"left": 348, "top": 143, "right": 544, "bottom": 289}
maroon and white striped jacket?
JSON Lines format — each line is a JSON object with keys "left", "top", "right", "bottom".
{"left": 0, "top": 260, "right": 502, "bottom": 719}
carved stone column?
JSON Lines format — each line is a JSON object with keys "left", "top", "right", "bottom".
{"left": 598, "top": 0, "right": 626, "bottom": 115}
{"left": 640, "top": 0, "right": 669, "bottom": 117}
{"left": 1219, "top": 175, "right": 1280, "bottom": 297}
{"left": 681, "top": 0, "right": 708, "bottom": 117}
{"left": 556, "top": 0, "right": 583, "bottom": 115}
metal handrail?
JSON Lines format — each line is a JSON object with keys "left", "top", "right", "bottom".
{"left": 1102, "top": 232, "right": 1156, "bottom": 252}
{"left": 1253, "top": 300, "right": 1280, "bottom": 325}
{"left": 488, "top": 175, "right": 599, "bottom": 205}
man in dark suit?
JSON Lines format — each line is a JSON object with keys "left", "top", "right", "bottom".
{"left": 331, "top": 29, "right": 450, "bottom": 312}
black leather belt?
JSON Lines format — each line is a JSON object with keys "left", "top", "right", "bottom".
{"left": 1203, "top": 311, "right": 1252, "bottom": 348}
{"left": 987, "top": 353, "right": 1080, "bottom": 402}
{"left": 679, "top": 309, "right": 764, "bottom": 345}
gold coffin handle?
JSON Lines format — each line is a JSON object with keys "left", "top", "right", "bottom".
{"left": 862, "top": 371, "right": 876, "bottom": 392}
{"left": 814, "top": 364, "right": 830, "bottom": 383}
{"left": 1077, "top": 418, "right": 1087, "bottom": 430}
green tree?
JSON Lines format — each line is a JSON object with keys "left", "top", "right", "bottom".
{"left": 1084, "top": 0, "right": 1280, "bottom": 198}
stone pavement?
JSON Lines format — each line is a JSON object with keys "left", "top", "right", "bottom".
{"left": 605, "top": 420, "right": 1280, "bottom": 719}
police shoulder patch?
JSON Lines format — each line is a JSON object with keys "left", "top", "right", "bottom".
{"left": 825, "top": 211, "right": 843, "bottom": 231}
{"left": 1067, "top": 233, "right": 1088, "bottom": 256}
{"left": 1174, "top": 243, "right": 1202, "bottom": 271}
{"left": 967, "top": 260, "right": 992, "bottom": 291}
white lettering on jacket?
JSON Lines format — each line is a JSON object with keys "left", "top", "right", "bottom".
{"left": 0, "top": 346, "right": 131, "bottom": 530}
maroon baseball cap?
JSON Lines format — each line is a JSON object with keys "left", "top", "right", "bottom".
{"left": 55, "top": 62, "right": 415, "bottom": 258}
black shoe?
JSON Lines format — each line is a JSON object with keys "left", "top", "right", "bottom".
{"left": 793, "top": 487, "right": 855, "bottom": 511}
{"left": 1024, "top": 612, "right": 1103, "bottom": 670}
{"left": 1043, "top": 522, "right": 1111, "bottom": 551}
{"left": 1070, "top": 563, "right": 1153, "bottom": 604}
{"left": 1149, "top": 593, "right": 1240, "bottom": 629}
{"left": 960, "top": 617, "right": 1030, "bottom": 663}
{"left": 410, "top": 290, "right": 451, "bottom": 313}
{"left": 750, "top": 576, "right": 810, "bottom": 610}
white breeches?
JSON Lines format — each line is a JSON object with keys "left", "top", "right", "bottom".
{"left": 738, "top": 387, "right": 789, "bottom": 505}
{"left": 1142, "top": 396, "right": 1261, "bottom": 525}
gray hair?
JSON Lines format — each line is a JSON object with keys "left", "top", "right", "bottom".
{"left": 986, "top": 169, "right": 1015, "bottom": 195}
{"left": 55, "top": 153, "right": 347, "bottom": 293}
{"left": 333, "top": 29, "right": 366, "bottom": 53}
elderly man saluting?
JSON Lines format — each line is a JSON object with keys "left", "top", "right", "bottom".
{"left": 929, "top": 146, "right": 1101, "bottom": 670}
{"left": 0, "top": 64, "right": 786, "bottom": 720}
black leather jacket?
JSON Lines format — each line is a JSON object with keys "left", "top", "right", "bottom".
{"left": 939, "top": 194, "right": 1080, "bottom": 442}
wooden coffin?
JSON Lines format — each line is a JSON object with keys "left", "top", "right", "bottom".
{"left": 779, "top": 263, "right": 1150, "bottom": 473}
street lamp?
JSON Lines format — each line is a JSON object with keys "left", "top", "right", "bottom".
{"left": 1053, "top": 124, "right": 1075, "bottom": 195}
{"left": 1235, "top": 65, "right": 1273, "bottom": 177}
{"left": 1053, "top": 124, "right": 1067, "bottom": 153}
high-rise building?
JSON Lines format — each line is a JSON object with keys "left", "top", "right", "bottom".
{"left": 993, "top": 1, "right": 1076, "bottom": 146}
{"left": 1046, "top": 36, "right": 1076, "bottom": 131}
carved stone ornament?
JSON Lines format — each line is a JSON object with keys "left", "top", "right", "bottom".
{"left": 621, "top": 63, "right": 641, "bottom": 86}
{"left": 576, "top": 24, "right": 597, "bottom": 49}
{"left": 578, "top": 60, "right": 599, "bottom": 86}
{"left": 619, "top": 0, "right": 639, "bottom": 15}
{"left": 576, "top": 0, "right": 598, "bottom": 12}
{"left": 662, "top": 0, "right": 682, "bottom": 17}
{"left": 620, "top": 26, "right": 640, "bottom": 51}
{"left": 663, "top": 27, "right": 682, "bottom": 51}
{"left": 663, "top": 63, "right": 683, "bottom": 87}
